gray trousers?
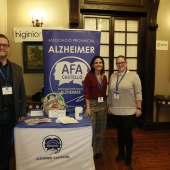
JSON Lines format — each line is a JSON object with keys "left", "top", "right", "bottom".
{"left": 89, "top": 99, "right": 107, "bottom": 156}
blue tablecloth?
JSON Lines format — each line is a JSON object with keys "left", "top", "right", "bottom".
{"left": 15, "top": 109, "right": 92, "bottom": 129}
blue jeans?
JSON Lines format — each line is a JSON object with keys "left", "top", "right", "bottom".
{"left": 0, "top": 109, "right": 15, "bottom": 170}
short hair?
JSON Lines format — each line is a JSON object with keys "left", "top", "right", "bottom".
{"left": 0, "top": 34, "right": 10, "bottom": 45}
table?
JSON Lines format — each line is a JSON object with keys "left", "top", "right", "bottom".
{"left": 14, "top": 109, "right": 95, "bottom": 170}
{"left": 154, "top": 95, "right": 170, "bottom": 130}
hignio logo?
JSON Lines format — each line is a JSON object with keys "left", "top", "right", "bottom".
{"left": 49, "top": 56, "right": 90, "bottom": 91}
{"left": 42, "top": 135, "right": 62, "bottom": 155}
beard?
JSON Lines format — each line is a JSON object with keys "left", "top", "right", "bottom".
{"left": 0, "top": 52, "right": 8, "bottom": 60}
{"left": 0, "top": 55, "right": 7, "bottom": 60}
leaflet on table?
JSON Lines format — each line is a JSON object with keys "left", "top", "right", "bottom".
{"left": 28, "top": 110, "right": 44, "bottom": 116}
{"left": 56, "top": 116, "right": 78, "bottom": 124}
{"left": 25, "top": 118, "right": 52, "bottom": 125}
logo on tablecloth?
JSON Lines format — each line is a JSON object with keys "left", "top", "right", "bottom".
{"left": 42, "top": 135, "right": 62, "bottom": 155}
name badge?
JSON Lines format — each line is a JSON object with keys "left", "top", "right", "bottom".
{"left": 2, "top": 86, "right": 13, "bottom": 95}
{"left": 114, "top": 92, "right": 119, "bottom": 99}
{"left": 98, "top": 97, "right": 103, "bottom": 103}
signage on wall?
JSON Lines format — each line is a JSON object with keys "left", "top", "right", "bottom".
{"left": 13, "top": 27, "right": 63, "bottom": 43}
{"left": 156, "top": 40, "right": 168, "bottom": 50}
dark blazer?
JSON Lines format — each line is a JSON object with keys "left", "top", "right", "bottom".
{"left": 10, "top": 61, "right": 27, "bottom": 122}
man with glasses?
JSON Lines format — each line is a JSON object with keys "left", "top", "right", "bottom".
{"left": 0, "top": 34, "right": 26, "bottom": 170}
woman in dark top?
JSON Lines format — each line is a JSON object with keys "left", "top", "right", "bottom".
{"left": 84, "top": 55, "right": 107, "bottom": 158}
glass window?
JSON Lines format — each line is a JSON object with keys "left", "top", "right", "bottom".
{"left": 113, "top": 19, "right": 139, "bottom": 72}
{"left": 103, "top": 58, "right": 109, "bottom": 70}
{"left": 114, "top": 45, "right": 125, "bottom": 57}
{"left": 97, "top": 19, "right": 109, "bottom": 30}
{"left": 127, "top": 33, "right": 138, "bottom": 44}
{"left": 127, "top": 20, "right": 138, "bottom": 32}
{"left": 101, "top": 32, "right": 109, "bottom": 44}
{"left": 126, "top": 58, "right": 137, "bottom": 70}
{"left": 84, "top": 18, "right": 96, "bottom": 30}
{"left": 115, "top": 20, "right": 125, "bottom": 31}
{"left": 126, "top": 46, "right": 137, "bottom": 57}
{"left": 100, "top": 45, "right": 109, "bottom": 57}
{"left": 114, "top": 33, "right": 125, "bottom": 44}
{"left": 84, "top": 16, "right": 139, "bottom": 82}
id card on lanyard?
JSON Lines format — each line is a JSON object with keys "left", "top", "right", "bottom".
{"left": 0, "top": 64, "right": 13, "bottom": 95}
{"left": 2, "top": 86, "right": 12, "bottom": 95}
{"left": 94, "top": 73, "right": 104, "bottom": 103}
{"left": 114, "top": 70, "right": 127, "bottom": 100}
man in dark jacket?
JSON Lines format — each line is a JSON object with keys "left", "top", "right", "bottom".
{"left": 0, "top": 34, "right": 27, "bottom": 170}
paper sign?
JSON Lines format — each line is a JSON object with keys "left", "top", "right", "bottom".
{"left": 48, "top": 109, "right": 66, "bottom": 118}
{"left": 156, "top": 40, "right": 168, "bottom": 50}
{"left": 30, "top": 110, "right": 44, "bottom": 116}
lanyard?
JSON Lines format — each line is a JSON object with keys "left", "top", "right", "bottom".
{"left": 94, "top": 73, "right": 103, "bottom": 95}
{"left": 116, "top": 70, "right": 127, "bottom": 91}
{"left": 0, "top": 64, "right": 9, "bottom": 86}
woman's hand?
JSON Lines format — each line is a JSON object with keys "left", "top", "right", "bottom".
{"left": 107, "top": 106, "right": 112, "bottom": 115}
{"left": 85, "top": 108, "right": 90, "bottom": 116}
{"left": 136, "top": 109, "right": 142, "bottom": 117}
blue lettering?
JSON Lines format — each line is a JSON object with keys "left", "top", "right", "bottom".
{"left": 62, "top": 64, "right": 69, "bottom": 74}
{"left": 75, "top": 64, "right": 82, "bottom": 74}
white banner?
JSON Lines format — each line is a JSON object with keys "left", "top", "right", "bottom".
{"left": 15, "top": 127, "right": 94, "bottom": 170}
{"left": 13, "top": 27, "right": 63, "bottom": 43}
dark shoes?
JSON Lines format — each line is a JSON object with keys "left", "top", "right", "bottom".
{"left": 115, "top": 153, "right": 132, "bottom": 166}
{"left": 94, "top": 153, "right": 102, "bottom": 158}
{"left": 115, "top": 153, "right": 125, "bottom": 162}
{"left": 125, "top": 156, "right": 132, "bottom": 166}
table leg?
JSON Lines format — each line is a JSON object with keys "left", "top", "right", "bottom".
{"left": 156, "top": 106, "right": 160, "bottom": 131}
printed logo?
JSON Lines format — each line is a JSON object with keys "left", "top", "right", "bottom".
{"left": 54, "top": 61, "right": 86, "bottom": 86}
{"left": 49, "top": 56, "right": 90, "bottom": 89}
{"left": 79, "top": 112, "right": 82, "bottom": 117}
{"left": 42, "top": 135, "right": 62, "bottom": 155}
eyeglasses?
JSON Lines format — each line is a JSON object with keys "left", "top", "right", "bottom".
{"left": 0, "top": 44, "right": 10, "bottom": 49}
{"left": 116, "top": 62, "right": 126, "bottom": 65}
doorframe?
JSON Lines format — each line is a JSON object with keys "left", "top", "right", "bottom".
{"left": 69, "top": 0, "right": 160, "bottom": 130}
